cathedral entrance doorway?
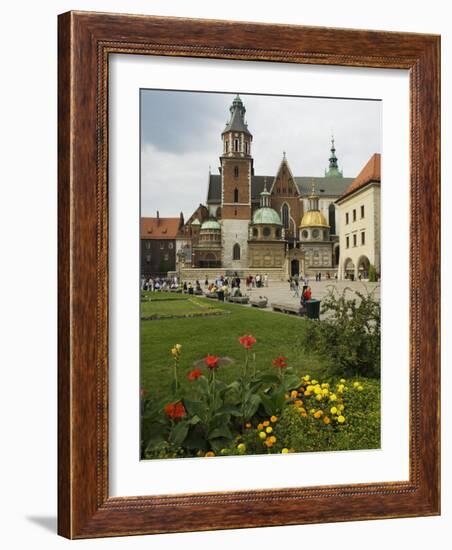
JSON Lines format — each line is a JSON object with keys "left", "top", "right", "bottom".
{"left": 291, "top": 259, "right": 300, "bottom": 276}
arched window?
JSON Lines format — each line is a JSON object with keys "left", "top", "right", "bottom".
{"left": 329, "top": 203, "right": 336, "bottom": 235}
{"left": 234, "top": 139, "right": 239, "bottom": 152}
{"left": 282, "top": 203, "right": 289, "bottom": 229}
{"left": 233, "top": 188, "right": 239, "bottom": 203}
{"left": 233, "top": 243, "right": 241, "bottom": 260}
{"left": 234, "top": 166, "right": 239, "bottom": 178}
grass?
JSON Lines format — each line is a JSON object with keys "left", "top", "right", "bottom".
{"left": 141, "top": 294, "right": 223, "bottom": 318}
{"left": 140, "top": 293, "right": 327, "bottom": 401}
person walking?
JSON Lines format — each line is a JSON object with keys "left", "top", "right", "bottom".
{"left": 292, "top": 276, "right": 299, "bottom": 298}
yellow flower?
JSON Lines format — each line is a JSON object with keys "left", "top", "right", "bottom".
{"left": 263, "top": 420, "right": 270, "bottom": 427}
{"left": 245, "top": 422, "right": 252, "bottom": 429}
{"left": 259, "top": 431, "right": 267, "bottom": 440}
{"left": 357, "top": 385, "right": 363, "bottom": 391}
{"left": 340, "top": 378, "right": 346, "bottom": 383}
{"left": 303, "top": 375, "right": 310, "bottom": 381}
{"left": 307, "top": 385, "right": 314, "bottom": 392}
{"left": 257, "top": 423, "right": 263, "bottom": 430}
{"left": 353, "top": 381, "right": 360, "bottom": 388}
{"left": 291, "top": 390, "right": 298, "bottom": 398}
{"left": 321, "top": 383, "right": 329, "bottom": 389}
{"left": 330, "top": 406, "right": 338, "bottom": 415}
{"left": 270, "top": 415, "right": 278, "bottom": 423}
{"left": 314, "top": 410, "right": 323, "bottom": 419}
{"left": 237, "top": 443, "right": 246, "bottom": 453}
{"left": 338, "top": 404, "right": 345, "bottom": 412}
{"left": 304, "top": 391, "right": 312, "bottom": 397}
{"left": 316, "top": 395, "right": 322, "bottom": 402}
{"left": 281, "top": 448, "right": 289, "bottom": 454}
{"left": 323, "top": 416, "right": 331, "bottom": 425}
{"left": 284, "top": 393, "right": 289, "bottom": 400}
{"left": 314, "top": 386, "right": 322, "bottom": 395}
{"left": 322, "top": 388, "right": 329, "bottom": 395}
{"left": 175, "top": 344, "right": 182, "bottom": 352}
{"left": 337, "top": 415, "right": 345, "bottom": 424}
{"left": 310, "top": 408, "right": 316, "bottom": 414}
{"left": 329, "top": 394, "right": 337, "bottom": 401}
{"left": 268, "top": 436, "right": 277, "bottom": 443}
{"left": 205, "top": 451, "right": 215, "bottom": 457}
{"left": 266, "top": 426, "right": 273, "bottom": 434}
{"left": 171, "top": 347, "right": 178, "bottom": 357}
{"left": 311, "top": 379, "right": 318, "bottom": 385}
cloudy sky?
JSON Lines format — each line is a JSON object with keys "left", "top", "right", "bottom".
{"left": 141, "top": 90, "right": 381, "bottom": 218}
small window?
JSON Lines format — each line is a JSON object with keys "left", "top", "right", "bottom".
{"left": 361, "top": 232, "right": 365, "bottom": 245}
{"left": 353, "top": 234, "right": 357, "bottom": 247}
{"left": 263, "top": 227, "right": 271, "bottom": 237}
{"left": 164, "top": 254, "right": 169, "bottom": 261}
{"left": 346, "top": 236, "right": 350, "bottom": 249}
{"left": 353, "top": 209, "right": 356, "bottom": 222}
{"left": 302, "top": 230, "right": 309, "bottom": 239}
{"left": 145, "top": 241, "right": 151, "bottom": 250}
{"left": 168, "top": 242, "right": 174, "bottom": 249}
{"left": 234, "top": 188, "right": 239, "bottom": 203}
{"left": 312, "top": 229, "right": 320, "bottom": 239}
{"left": 145, "top": 255, "right": 151, "bottom": 263}
{"left": 160, "top": 242, "right": 164, "bottom": 250}
{"left": 282, "top": 204, "right": 289, "bottom": 229}
{"left": 245, "top": 141, "right": 248, "bottom": 154}
{"left": 361, "top": 205, "right": 365, "bottom": 218}
{"left": 234, "top": 139, "right": 239, "bottom": 152}
{"left": 233, "top": 243, "right": 240, "bottom": 260}
{"left": 346, "top": 212, "right": 349, "bottom": 225}
{"left": 234, "top": 166, "right": 239, "bottom": 178}
{"left": 275, "top": 229, "right": 281, "bottom": 238}
{"left": 252, "top": 228, "right": 258, "bottom": 237}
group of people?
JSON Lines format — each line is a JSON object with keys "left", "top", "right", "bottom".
{"left": 245, "top": 273, "right": 268, "bottom": 290}
{"left": 141, "top": 276, "right": 180, "bottom": 292}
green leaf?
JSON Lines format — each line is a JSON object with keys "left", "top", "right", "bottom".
{"left": 243, "top": 394, "right": 261, "bottom": 420}
{"left": 217, "top": 404, "right": 242, "bottom": 417}
{"left": 208, "top": 425, "right": 233, "bottom": 440}
{"left": 169, "top": 421, "right": 189, "bottom": 446}
{"left": 184, "top": 398, "right": 207, "bottom": 421}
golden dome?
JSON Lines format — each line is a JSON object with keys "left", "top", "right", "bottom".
{"left": 299, "top": 210, "right": 329, "bottom": 228}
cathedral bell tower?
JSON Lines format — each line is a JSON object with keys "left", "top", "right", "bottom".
{"left": 220, "top": 95, "right": 253, "bottom": 268}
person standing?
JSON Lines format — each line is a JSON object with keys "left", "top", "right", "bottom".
{"left": 264, "top": 273, "right": 268, "bottom": 287}
{"left": 292, "top": 276, "right": 299, "bottom": 298}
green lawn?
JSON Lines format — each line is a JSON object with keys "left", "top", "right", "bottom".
{"left": 141, "top": 294, "right": 222, "bottom": 318}
{"left": 141, "top": 293, "right": 327, "bottom": 401}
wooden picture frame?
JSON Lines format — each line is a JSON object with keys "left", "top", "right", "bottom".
{"left": 58, "top": 11, "right": 440, "bottom": 538}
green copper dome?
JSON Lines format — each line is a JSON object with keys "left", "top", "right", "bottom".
{"left": 200, "top": 219, "right": 221, "bottom": 230}
{"left": 252, "top": 207, "right": 282, "bottom": 225}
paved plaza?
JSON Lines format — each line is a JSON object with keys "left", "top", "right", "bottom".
{"left": 235, "top": 279, "right": 380, "bottom": 316}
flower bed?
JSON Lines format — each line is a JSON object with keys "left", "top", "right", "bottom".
{"left": 141, "top": 335, "right": 380, "bottom": 459}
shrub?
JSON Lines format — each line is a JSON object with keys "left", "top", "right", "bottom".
{"left": 299, "top": 286, "right": 380, "bottom": 379}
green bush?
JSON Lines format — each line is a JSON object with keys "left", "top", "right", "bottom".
{"left": 368, "top": 264, "right": 377, "bottom": 282}
{"left": 299, "top": 286, "right": 380, "bottom": 379}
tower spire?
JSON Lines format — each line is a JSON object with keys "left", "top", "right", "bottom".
{"left": 324, "top": 135, "right": 343, "bottom": 178}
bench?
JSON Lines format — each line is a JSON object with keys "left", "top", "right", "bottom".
{"left": 271, "top": 303, "right": 300, "bottom": 315}
{"left": 250, "top": 297, "right": 268, "bottom": 308}
{"left": 229, "top": 296, "right": 250, "bottom": 304}
{"left": 204, "top": 292, "right": 218, "bottom": 299}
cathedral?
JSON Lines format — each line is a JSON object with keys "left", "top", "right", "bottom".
{"left": 174, "top": 94, "right": 356, "bottom": 279}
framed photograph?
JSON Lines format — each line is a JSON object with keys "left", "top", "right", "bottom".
{"left": 58, "top": 11, "right": 440, "bottom": 538}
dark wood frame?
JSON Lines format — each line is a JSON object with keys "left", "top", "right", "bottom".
{"left": 58, "top": 11, "right": 440, "bottom": 539}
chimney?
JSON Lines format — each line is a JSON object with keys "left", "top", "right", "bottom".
{"left": 156, "top": 210, "right": 160, "bottom": 226}
{"left": 179, "top": 211, "right": 184, "bottom": 228}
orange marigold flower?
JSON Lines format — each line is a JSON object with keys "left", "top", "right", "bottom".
{"left": 204, "top": 354, "right": 220, "bottom": 369}
{"left": 164, "top": 401, "right": 186, "bottom": 420}
{"left": 272, "top": 356, "right": 288, "bottom": 369}
{"left": 187, "top": 368, "right": 202, "bottom": 381}
{"left": 239, "top": 335, "right": 257, "bottom": 350}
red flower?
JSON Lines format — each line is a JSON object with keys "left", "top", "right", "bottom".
{"left": 164, "top": 401, "right": 186, "bottom": 420}
{"left": 188, "top": 368, "right": 202, "bottom": 381}
{"left": 204, "top": 354, "right": 220, "bottom": 370}
{"left": 239, "top": 335, "right": 257, "bottom": 350}
{"left": 272, "top": 356, "right": 288, "bottom": 369}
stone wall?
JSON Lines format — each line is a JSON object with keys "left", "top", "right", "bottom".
{"left": 221, "top": 219, "right": 249, "bottom": 269}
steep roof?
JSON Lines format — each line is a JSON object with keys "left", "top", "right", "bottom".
{"left": 222, "top": 95, "right": 252, "bottom": 136}
{"left": 141, "top": 217, "right": 181, "bottom": 239}
{"left": 337, "top": 153, "right": 381, "bottom": 202}
{"left": 206, "top": 173, "right": 352, "bottom": 204}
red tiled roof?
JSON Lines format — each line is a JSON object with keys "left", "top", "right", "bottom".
{"left": 141, "top": 217, "right": 180, "bottom": 239}
{"left": 338, "top": 153, "right": 381, "bottom": 201}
